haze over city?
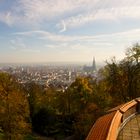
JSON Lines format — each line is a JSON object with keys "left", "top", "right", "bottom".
{"left": 0, "top": 0, "right": 140, "bottom": 63}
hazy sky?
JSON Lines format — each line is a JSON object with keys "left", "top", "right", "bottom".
{"left": 0, "top": 0, "right": 140, "bottom": 63}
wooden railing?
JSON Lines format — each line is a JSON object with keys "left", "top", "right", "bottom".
{"left": 86, "top": 98, "right": 140, "bottom": 140}
{"left": 107, "top": 98, "right": 140, "bottom": 140}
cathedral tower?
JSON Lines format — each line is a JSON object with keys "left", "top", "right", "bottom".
{"left": 92, "top": 57, "right": 96, "bottom": 71}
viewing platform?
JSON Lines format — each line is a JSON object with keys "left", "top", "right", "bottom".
{"left": 86, "top": 98, "right": 140, "bottom": 140}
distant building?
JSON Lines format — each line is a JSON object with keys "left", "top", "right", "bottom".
{"left": 83, "top": 57, "right": 96, "bottom": 73}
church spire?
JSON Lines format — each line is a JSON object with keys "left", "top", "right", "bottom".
{"left": 92, "top": 57, "right": 96, "bottom": 71}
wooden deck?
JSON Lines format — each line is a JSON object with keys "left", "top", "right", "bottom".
{"left": 117, "top": 114, "right": 140, "bottom": 140}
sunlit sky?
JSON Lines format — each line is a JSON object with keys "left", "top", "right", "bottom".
{"left": 0, "top": 0, "right": 140, "bottom": 63}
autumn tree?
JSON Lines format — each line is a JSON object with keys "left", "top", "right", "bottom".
{"left": 65, "top": 77, "right": 104, "bottom": 139}
{"left": 121, "top": 43, "right": 140, "bottom": 99}
{"left": 26, "top": 83, "right": 59, "bottom": 136}
{"left": 0, "top": 72, "right": 31, "bottom": 140}
{"left": 25, "top": 82, "right": 45, "bottom": 118}
{"left": 67, "top": 77, "right": 93, "bottom": 114}
{"left": 100, "top": 44, "right": 140, "bottom": 106}
{"left": 125, "top": 43, "right": 140, "bottom": 64}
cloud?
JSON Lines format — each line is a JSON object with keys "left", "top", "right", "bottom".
{"left": 46, "top": 43, "right": 68, "bottom": 49}
{"left": 11, "top": 27, "right": 140, "bottom": 63}
{"left": 12, "top": 28, "right": 140, "bottom": 62}
{"left": 0, "top": 12, "right": 17, "bottom": 26}
{"left": 14, "top": 28, "right": 140, "bottom": 45}
{"left": 14, "top": 30, "right": 74, "bottom": 42}
{"left": 10, "top": 46, "right": 17, "bottom": 50}
{"left": 17, "top": 0, "right": 100, "bottom": 18}
{"left": 1, "top": 0, "right": 140, "bottom": 29}
{"left": 59, "top": 20, "right": 67, "bottom": 32}
{"left": 10, "top": 38, "right": 26, "bottom": 49}
{"left": 10, "top": 37, "right": 40, "bottom": 53}
{"left": 0, "top": 0, "right": 99, "bottom": 27}
{"left": 21, "top": 49, "right": 40, "bottom": 53}
{"left": 57, "top": 6, "right": 140, "bottom": 29}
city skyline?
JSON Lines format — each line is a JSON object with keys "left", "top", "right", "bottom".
{"left": 0, "top": 0, "right": 140, "bottom": 63}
